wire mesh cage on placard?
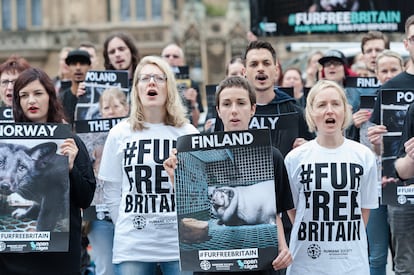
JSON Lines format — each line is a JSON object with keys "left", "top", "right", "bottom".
{"left": 175, "top": 145, "right": 278, "bottom": 251}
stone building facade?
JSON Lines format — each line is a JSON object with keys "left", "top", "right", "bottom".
{"left": 0, "top": 0, "right": 252, "bottom": 87}
{"left": 0, "top": 0, "right": 407, "bottom": 102}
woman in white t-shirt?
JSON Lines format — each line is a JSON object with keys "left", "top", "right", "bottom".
{"left": 284, "top": 80, "right": 378, "bottom": 275}
{"left": 98, "top": 56, "right": 197, "bottom": 275}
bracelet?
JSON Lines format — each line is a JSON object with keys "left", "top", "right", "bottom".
{"left": 191, "top": 103, "right": 199, "bottom": 110}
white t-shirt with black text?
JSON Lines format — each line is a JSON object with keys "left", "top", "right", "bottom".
{"left": 285, "top": 138, "right": 378, "bottom": 275}
{"left": 99, "top": 120, "right": 198, "bottom": 263}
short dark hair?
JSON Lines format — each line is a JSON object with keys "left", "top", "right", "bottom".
{"left": 103, "top": 32, "right": 140, "bottom": 75}
{"left": 13, "top": 67, "right": 66, "bottom": 123}
{"left": 360, "top": 31, "right": 390, "bottom": 53}
{"left": 215, "top": 76, "right": 256, "bottom": 107}
{"left": 243, "top": 40, "right": 277, "bottom": 64}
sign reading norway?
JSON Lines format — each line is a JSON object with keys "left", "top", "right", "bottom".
{"left": 175, "top": 129, "right": 278, "bottom": 272}
{"left": 0, "top": 123, "right": 71, "bottom": 252}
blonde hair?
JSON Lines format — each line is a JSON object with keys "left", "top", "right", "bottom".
{"left": 375, "top": 49, "right": 404, "bottom": 71}
{"left": 99, "top": 87, "right": 129, "bottom": 113}
{"left": 128, "top": 55, "right": 189, "bottom": 131}
{"left": 305, "top": 80, "right": 352, "bottom": 133}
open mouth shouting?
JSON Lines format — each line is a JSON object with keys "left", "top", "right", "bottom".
{"left": 256, "top": 74, "right": 268, "bottom": 83}
{"left": 4, "top": 92, "right": 13, "bottom": 105}
{"left": 147, "top": 89, "right": 158, "bottom": 97}
{"left": 325, "top": 117, "right": 336, "bottom": 125}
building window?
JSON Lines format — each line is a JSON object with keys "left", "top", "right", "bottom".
{"left": 120, "top": 0, "right": 131, "bottom": 21}
{"left": 31, "top": 0, "right": 42, "bottom": 26}
{"left": 119, "top": 0, "right": 164, "bottom": 22}
{"left": 17, "top": 0, "right": 27, "bottom": 30}
{"left": 1, "top": 0, "right": 42, "bottom": 30}
{"left": 2, "top": 0, "right": 12, "bottom": 30}
{"left": 151, "top": 0, "right": 161, "bottom": 20}
{"left": 135, "top": 0, "right": 146, "bottom": 21}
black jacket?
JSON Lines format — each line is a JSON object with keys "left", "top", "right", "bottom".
{"left": 215, "top": 88, "right": 314, "bottom": 157}
{"left": 0, "top": 135, "right": 96, "bottom": 275}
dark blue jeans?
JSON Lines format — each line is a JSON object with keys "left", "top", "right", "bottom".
{"left": 366, "top": 205, "right": 389, "bottom": 275}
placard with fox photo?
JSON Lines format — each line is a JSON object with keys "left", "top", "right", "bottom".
{"left": 0, "top": 123, "right": 71, "bottom": 253}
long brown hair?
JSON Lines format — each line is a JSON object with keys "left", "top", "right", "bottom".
{"left": 103, "top": 32, "right": 140, "bottom": 75}
{"left": 13, "top": 67, "right": 66, "bottom": 123}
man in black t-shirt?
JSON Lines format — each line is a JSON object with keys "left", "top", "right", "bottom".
{"left": 59, "top": 49, "right": 91, "bottom": 123}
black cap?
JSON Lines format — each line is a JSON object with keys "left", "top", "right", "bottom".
{"left": 318, "top": 50, "right": 347, "bottom": 66}
{"left": 65, "top": 50, "right": 91, "bottom": 65}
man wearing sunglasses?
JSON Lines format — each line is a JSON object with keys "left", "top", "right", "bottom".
{"left": 161, "top": 43, "right": 204, "bottom": 128}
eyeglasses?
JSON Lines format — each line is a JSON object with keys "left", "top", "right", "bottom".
{"left": 138, "top": 74, "right": 167, "bottom": 83}
{"left": 0, "top": 79, "right": 16, "bottom": 87}
{"left": 323, "top": 60, "right": 343, "bottom": 67}
{"left": 407, "top": 36, "right": 414, "bottom": 44}
{"left": 163, "top": 54, "right": 180, "bottom": 59}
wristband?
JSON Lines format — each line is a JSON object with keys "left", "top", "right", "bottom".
{"left": 191, "top": 103, "right": 199, "bottom": 110}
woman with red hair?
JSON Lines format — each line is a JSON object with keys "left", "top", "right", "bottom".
{"left": 318, "top": 49, "right": 357, "bottom": 87}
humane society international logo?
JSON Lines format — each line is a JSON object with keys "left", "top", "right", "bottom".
{"left": 200, "top": 260, "right": 211, "bottom": 271}
{"left": 132, "top": 215, "right": 146, "bottom": 230}
{"left": 307, "top": 243, "right": 321, "bottom": 259}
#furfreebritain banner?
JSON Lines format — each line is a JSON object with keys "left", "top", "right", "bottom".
{"left": 250, "top": 0, "right": 414, "bottom": 36}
